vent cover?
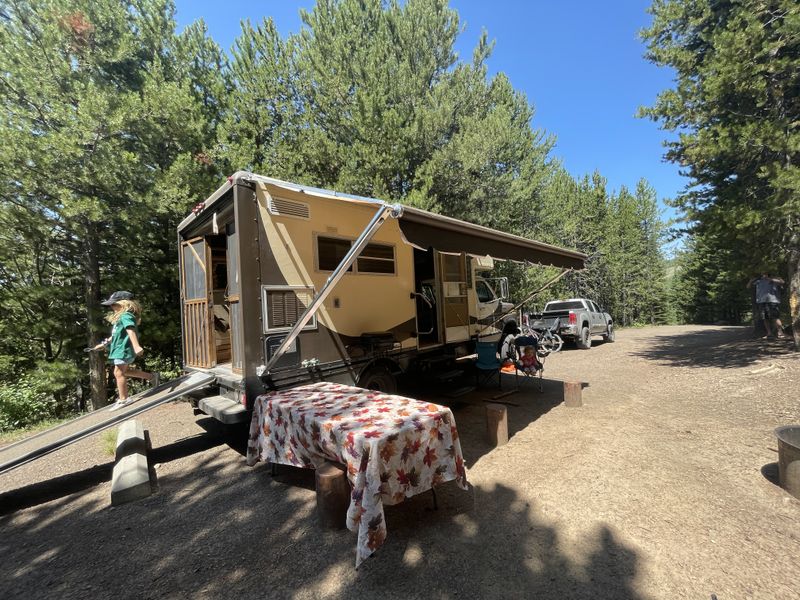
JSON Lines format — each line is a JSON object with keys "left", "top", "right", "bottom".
{"left": 268, "top": 195, "right": 310, "bottom": 219}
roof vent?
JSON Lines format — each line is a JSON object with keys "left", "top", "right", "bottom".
{"left": 268, "top": 195, "right": 310, "bottom": 219}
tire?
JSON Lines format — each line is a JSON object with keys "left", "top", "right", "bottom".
{"left": 551, "top": 333, "right": 563, "bottom": 353}
{"left": 576, "top": 326, "right": 591, "bottom": 349}
{"left": 358, "top": 366, "right": 398, "bottom": 394}
{"left": 603, "top": 324, "right": 615, "bottom": 343}
{"left": 538, "top": 334, "right": 563, "bottom": 355}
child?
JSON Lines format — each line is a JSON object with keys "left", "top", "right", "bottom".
{"left": 90, "top": 291, "right": 160, "bottom": 411}
{"left": 519, "top": 345, "right": 542, "bottom": 375}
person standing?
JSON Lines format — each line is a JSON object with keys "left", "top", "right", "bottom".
{"left": 89, "top": 291, "right": 160, "bottom": 410}
{"left": 748, "top": 274, "right": 786, "bottom": 339}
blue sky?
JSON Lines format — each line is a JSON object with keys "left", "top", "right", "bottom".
{"left": 174, "top": 1, "right": 685, "bottom": 228}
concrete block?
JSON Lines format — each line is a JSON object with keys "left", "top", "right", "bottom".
{"left": 116, "top": 419, "right": 146, "bottom": 459}
{"left": 111, "top": 453, "right": 151, "bottom": 506}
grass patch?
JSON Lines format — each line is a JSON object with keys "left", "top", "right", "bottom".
{"left": 100, "top": 428, "right": 118, "bottom": 456}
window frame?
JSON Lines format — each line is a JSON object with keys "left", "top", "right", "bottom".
{"left": 314, "top": 233, "right": 396, "bottom": 276}
{"left": 261, "top": 285, "right": 318, "bottom": 334}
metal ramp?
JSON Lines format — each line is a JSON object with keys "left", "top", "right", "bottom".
{"left": 0, "top": 372, "right": 215, "bottom": 475}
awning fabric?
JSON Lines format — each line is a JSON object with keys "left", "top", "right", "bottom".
{"left": 399, "top": 206, "right": 586, "bottom": 270}
{"left": 186, "top": 173, "right": 587, "bottom": 270}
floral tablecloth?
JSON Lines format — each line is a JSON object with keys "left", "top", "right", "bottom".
{"left": 246, "top": 382, "right": 468, "bottom": 566}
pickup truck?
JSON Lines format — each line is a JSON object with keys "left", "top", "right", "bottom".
{"left": 534, "top": 299, "right": 614, "bottom": 349}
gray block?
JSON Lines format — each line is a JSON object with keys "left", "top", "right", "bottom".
{"left": 116, "top": 419, "right": 146, "bottom": 459}
{"left": 198, "top": 395, "right": 249, "bottom": 424}
{"left": 111, "top": 453, "right": 151, "bottom": 505}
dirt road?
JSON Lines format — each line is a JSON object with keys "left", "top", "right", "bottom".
{"left": 1, "top": 325, "right": 798, "bottom": 599}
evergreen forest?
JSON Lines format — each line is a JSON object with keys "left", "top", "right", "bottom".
{"left": 0, "top": 0, "right": 797, "bottom": 429}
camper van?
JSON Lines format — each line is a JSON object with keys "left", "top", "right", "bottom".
{"left": 177, "top": 172, "right": 585, "bottom": 424}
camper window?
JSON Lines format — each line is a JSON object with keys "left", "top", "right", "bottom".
{"left": 317, "top": 237, "right": 353, "bottom": 272}
{"left": 316, "top": 235, "right": 395, "bottom": 275}
{"left": 262, "top": 285, "right": 317, "bottom": 333}
{"left": 357, "top": 243, "right": 395, "bottom": 274}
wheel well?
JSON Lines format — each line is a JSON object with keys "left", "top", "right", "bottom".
{"left": 582, "top": 321, "right": 589, "bottom": 329}
{"left": 358, "top": 357, "right": 401, "bottom": 380}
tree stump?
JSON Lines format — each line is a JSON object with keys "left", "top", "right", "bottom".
{"left": 563, "top": 381, "right": 582, "bottom": 407}
{"left": 315, "top": 461, "right": 350, "bottom": 529}
{"left": 485, "top": 403, "right": 508, "bottom": 446}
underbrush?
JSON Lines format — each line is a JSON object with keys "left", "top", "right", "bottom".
{"left": 0, "top": 371, "right": 80, "bottom": 433}
{"left": 0, "top": 355, "right": 185, "bottom": 433}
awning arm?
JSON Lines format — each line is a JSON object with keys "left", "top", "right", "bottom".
{"left": 477, "top": 268, "right": 573, "bottom": 338}
{"left": 259, "top": 202, "right": 404, "bottom": 376}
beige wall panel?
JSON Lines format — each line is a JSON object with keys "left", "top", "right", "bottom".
{"left": 256, "top": 184, "right": 416, "bottom": 343}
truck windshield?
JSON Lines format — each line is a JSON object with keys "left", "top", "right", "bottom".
{"left": 544, "top": 301, "right": 584, "bottom": 311}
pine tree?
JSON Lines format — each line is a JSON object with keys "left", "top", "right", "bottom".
{"left": 0, "top": 0, "right": 222, "bottom": 409}
{"left": 642, "top": 0, "right": 800, "bottom": 346}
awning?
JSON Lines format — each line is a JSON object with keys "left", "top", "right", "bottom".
{"left": 399, "top": 206, "right": 586, "bottom": 270}
{"left": 185, "top": 172, "right": 586, "bottom": 270}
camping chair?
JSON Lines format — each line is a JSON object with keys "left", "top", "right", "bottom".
{"left": 513, "top": 335, "right": 544, "bottom": 392}
{"left": 475, "top": 340, "right": 503, "bottom": 389}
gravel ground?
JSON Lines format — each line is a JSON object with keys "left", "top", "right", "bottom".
{"left": 1, "top": 325, "right": 798, "bottom": 600}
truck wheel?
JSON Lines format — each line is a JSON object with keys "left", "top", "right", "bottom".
{"left": 576, "top": 326, "right": 592, "bottom": 349}
{"left": 604, "top": 324, "right": 615, "bottom": 343}
{"left": 358, "top": 366, "right": 398, "bottom": 394}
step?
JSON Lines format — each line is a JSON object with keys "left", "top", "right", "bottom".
{"left": 198, "top": 395, "right": 249, "bottom": 424}
{"left": 434, "top": 369, "right": 465, "bottom": 382}
{"left": 445, "top": 385, "right": 476, "bottom": 398}
{"left": 418, "top": 354, "right": 456, "bottom": 367}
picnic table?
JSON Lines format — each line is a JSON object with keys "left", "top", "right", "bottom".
{"left": 246, "top": 382, "right": 468, "bottom": 566}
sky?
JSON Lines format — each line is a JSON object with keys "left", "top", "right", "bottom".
{"left": 173, "top": 1, "right": 686, "bottom": 228}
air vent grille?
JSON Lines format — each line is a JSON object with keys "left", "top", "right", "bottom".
{"left": 268, "top": 196, "right": 310, "bottom": 219}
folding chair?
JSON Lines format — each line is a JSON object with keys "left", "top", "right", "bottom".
{"left": 475, "top": 341, "right": 503, "bottom": 389}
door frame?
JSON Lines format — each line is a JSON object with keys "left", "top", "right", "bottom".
{"left": 439, "top": 251, "right": 470, "bottom": 343}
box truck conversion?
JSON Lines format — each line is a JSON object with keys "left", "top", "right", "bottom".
{"left": 177, "top": 172, "right": 586, "bottom": 423}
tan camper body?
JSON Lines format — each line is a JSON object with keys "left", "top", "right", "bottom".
{"left": 177, "top": 172, "right": 586, "bottom": 415}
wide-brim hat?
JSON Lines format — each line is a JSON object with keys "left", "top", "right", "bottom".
{"left": 101, "top": 290, "right": 134, "bottom": 306}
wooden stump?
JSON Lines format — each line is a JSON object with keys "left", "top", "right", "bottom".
{"left": 563, "top": 381, "right": 582, "bottom": 407}
{"left": 315, "top": 461, "right": 350, "bottom": 529}
{"left": 485, "top": 403, "right": 508, "bottom": 447}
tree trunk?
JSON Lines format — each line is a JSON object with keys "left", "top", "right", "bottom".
{"left": 789, "top": 237, "right": 800, "bottom": 351}
{"left": 84, "top": 222, "right": 108, "bottom": 410}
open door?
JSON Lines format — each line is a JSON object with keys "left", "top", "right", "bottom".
{"left": 181, "top": 237, "right": 214, "bottom": 368}
{"left": 413, "top": 248, "right": 442, "bottom": 348}
{"left": 440, "top": 252, "right": 469, "bottom": 343}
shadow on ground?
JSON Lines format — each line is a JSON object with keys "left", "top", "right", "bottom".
{"left": 0, "top": 417, "right": 242, "bottom": 516}
{"left": 0, "top": 378, "right": 646, "bottom": 599}
{"left": 631, "top": 326, "right": 796, "bottom": 369}
{"left": 761, "top": 462, "right": 781, "bottom": 488}
{"left": 401, "top": 372, "right": 566, "bottom": 468}
{"left": 0, "top": 455, "right": 644, "bottom": 600}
